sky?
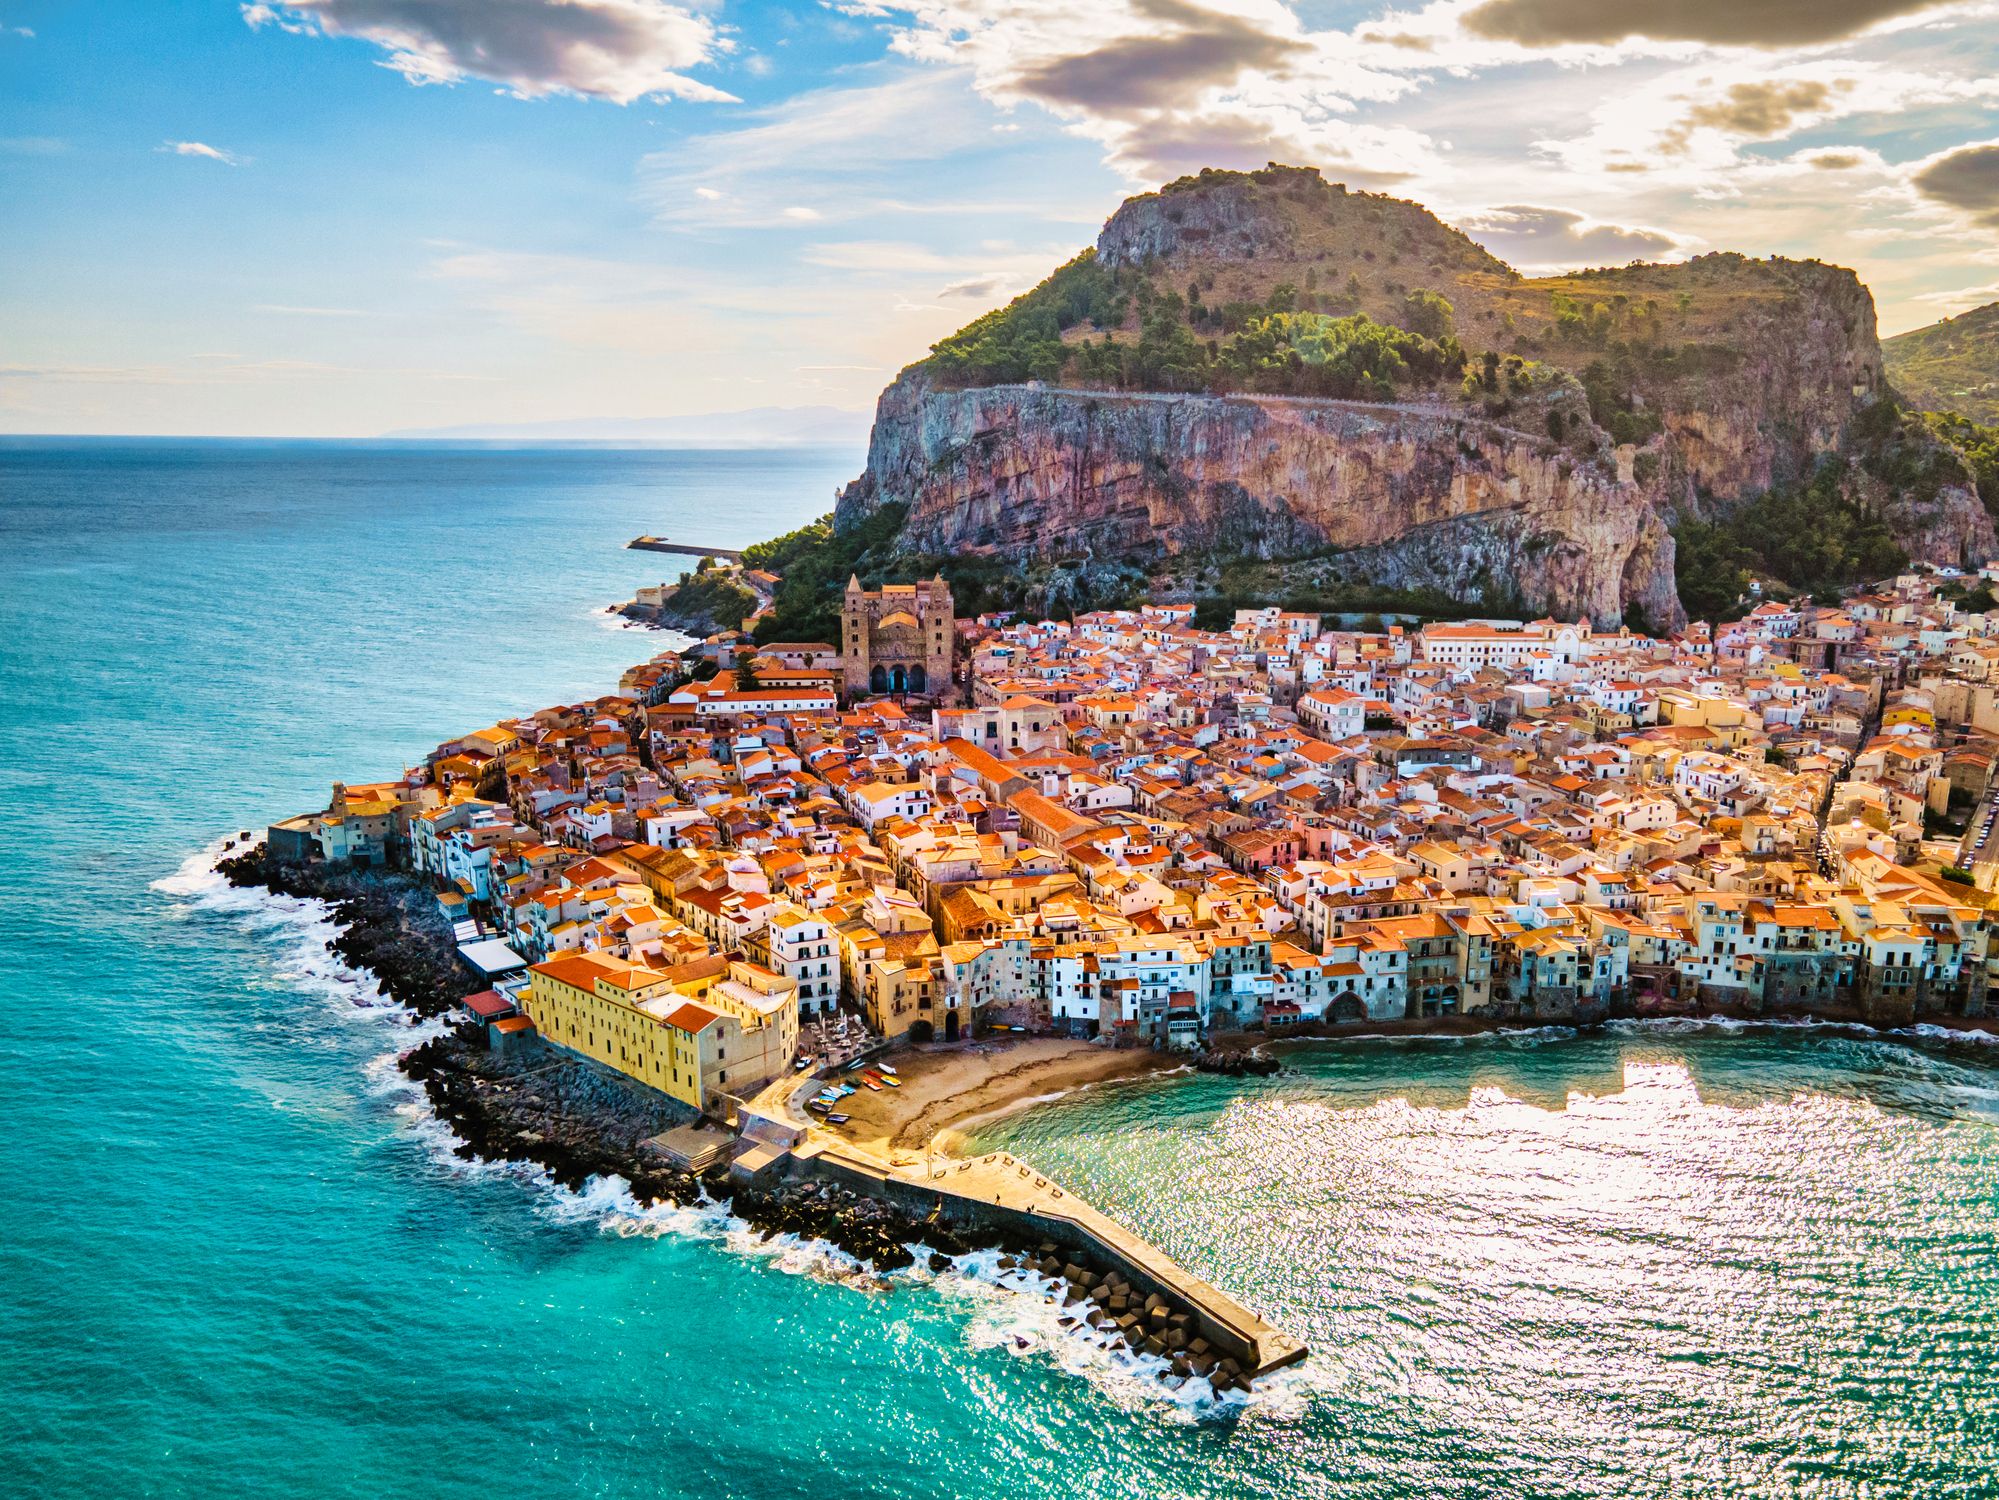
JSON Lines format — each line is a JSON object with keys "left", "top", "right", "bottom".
{"left": 3, "top": 0, "right": 1998, "bottom": 436}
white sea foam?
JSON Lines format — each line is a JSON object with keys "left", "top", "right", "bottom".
{"left": 154, "top": 839, "right": 396, "bottom": 1013}
{"left": 908, "top": 1248, "right": 1316, "bottom": 1421}
{"left": 590, "top": 605, "right": 646, "bottom": 634}
{"left": 1901, "top": 1022, "right": 1999, "bottom": 1046}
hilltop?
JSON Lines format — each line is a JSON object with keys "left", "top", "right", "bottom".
{"left": 1886, "top": 302, "right": 1999, "bottom": 423}
{"left": 760, "top": 164, "right": 1992, "bottom": 634}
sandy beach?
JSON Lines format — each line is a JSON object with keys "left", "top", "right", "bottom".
{"left": 818, "top": 1037, "right": 1178, "bottom": 1161}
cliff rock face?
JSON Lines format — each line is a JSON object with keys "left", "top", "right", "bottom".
{"left": 1647, "top": 261, "right": 1879, "bottom": 504}
{"left": 838, "top": 380, "right": 1681, "bottom": 626}
{"left": 837, "top": 167, "right": 1995, "bottom": 619}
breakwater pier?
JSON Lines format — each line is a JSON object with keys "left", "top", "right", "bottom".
{"left": 627, "top": 536, "right": 746, "bottom": 561}
{"left": 762, "top": 1128, "right": 1306, "bottom": 1383}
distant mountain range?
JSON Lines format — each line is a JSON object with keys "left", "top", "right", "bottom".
{"left": 382, "top": 405, "right": 870, "bottom": 446}
{"left": 1885, "top": 302, "right": 1999, "bottom": 423}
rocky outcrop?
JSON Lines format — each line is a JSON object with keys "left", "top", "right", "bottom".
{"left": 833, "top": 167, "right": 1996, "bottom": 620}
{"left": 1644, "top": 259, "right": 1883, "bottom": 504}
{"left": 617, "top": 566, "right": 758, "bottom": 636}
{"left": 839, "top": 379, "right": 1684, "bottom": 627}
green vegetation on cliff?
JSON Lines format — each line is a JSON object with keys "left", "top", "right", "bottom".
{"left": 1921, "top": 410, "right": 1999, "bottom": 515}
{"left": 925, "top": 252, "right": 1124, "bottom": 386}
{"left": 744, "top": 504, "right": 906, "bottom": 646}
{"left": 927, "top": 266, "right": 1467, "bottom": 402}
{"left": 640, "top": 564, "right": 756, "bottom": 634}
{"left": 1884, "top": 301, "right": 1999, "bottom": 423}
{"left": 1671, "top": 462, "right": 1909, "bottom": 620}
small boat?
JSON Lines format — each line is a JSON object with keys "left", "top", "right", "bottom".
{"left": 878, "top": 1073, "right": 901, "bottom": 1088}
{"left": 860, "top": 1076, "right": 882, "bottom": 1091}
{"left": 807, "top": 1099, "right": 832, "bottom": 1114}
{"left": 827, "top": 1112, "right": 850, "bottom": 1124}
{"left": 876, "top": 1062, "right": 898, "bottom": 1076}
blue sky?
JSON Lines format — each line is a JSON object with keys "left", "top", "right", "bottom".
{"left": 3, "top": 0, "right": 1998, "bottom": 435}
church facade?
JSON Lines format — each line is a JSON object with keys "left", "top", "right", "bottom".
{"left": 841, "top": 574, "right": 954, "bottom": 698}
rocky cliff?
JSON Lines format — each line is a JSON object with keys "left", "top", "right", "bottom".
{"left": 838, "top": 379, "right": 1680, "bottom": 627}
{"left": 836, "top": 165, "right": 1996, "bottom": 621}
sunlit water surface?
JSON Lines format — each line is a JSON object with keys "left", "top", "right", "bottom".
{"left": 970, "top": 1028, "right": 1999, "bottom": 1496}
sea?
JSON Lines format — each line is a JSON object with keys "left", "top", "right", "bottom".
{"left": 4, "top": 439, "right": 1999, "bottom": 1499}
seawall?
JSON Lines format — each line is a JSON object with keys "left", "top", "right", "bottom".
{"left": 784, "top": 1136, "right": 1308, "bottom": 1378}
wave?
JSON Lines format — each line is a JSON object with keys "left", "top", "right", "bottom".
{"left": 156, "top": 836, "right": 1259, "bottom": 1416}
{"left": 1612, "top": 1014, "right": 1999, "bottom": 1049}
{"left": 154, "top": 839, "right": 400, "bottom": 1016}
{"left": 1901, "top": 1022, "right": 1999, "bottom": 1047}
{"left": 914, "top": 1249, "right": 1316, "bottom": 1422}
{"left": 590, "top": 605, "right": 647, "bottom": 634}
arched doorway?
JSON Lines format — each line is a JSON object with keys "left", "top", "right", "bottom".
{"left": 870, "top": 664, "right": 888, "bottom": 694}
{"left": 890, "top": 665, "right": 906, "bottom": 693}
{"left": 1331, "top": 993, "right": 1366, "bottom": 1022}
{"left": 908, "top": 1019, "right": 934, "bottom": 1044}
{"left": 908, "top": 665, "right": 926, "bottom": 693}
{"left": 944, "top": 1010, "right": 960, "bottom": 1043}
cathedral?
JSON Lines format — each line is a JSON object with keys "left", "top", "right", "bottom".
{"left": 841, "top": 574, "right": 954, "bottom": 699}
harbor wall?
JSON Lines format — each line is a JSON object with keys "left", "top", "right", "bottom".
{"left": 783, "top": 1143, "right": 1304, "bottom": 1376}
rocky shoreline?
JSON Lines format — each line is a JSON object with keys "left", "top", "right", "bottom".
{"left": 214, "top": 850, "right": 1083, "bottom": 1283}
{"left": 217, "top": 845, "right": 471, "bottom": 1019}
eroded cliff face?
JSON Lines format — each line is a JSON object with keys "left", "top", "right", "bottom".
{"left": 836, "top": 167, "right": 1995, "bottom": 621}
{"left": 837, "top": 379, "right": 1684, "bottom": 628}
{"left": 1646, "top": 262, "right": 1881, "bottom": 504}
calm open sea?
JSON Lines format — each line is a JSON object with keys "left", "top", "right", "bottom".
{"left": 4, "top": 441, "right": 1999, "bottom": 1499}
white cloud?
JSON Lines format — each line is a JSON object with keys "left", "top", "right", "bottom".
{"left": 1908, "top": 279, "right": 1999, "bottom": 315}
{"left": 243, "top": 0, "right": 737, "bottom": 103}
{"left": 1535, "top": 60, "right": 1999, "bottom": 178}
{"left": 160, "top": 140, "right": 246, "bottom": 165}
{"left": 1457, "top": 0, "right": 1967, "bottom": 49}
{"left": 1456, "top": 205, "right": 1685, "bottom": 271}
{"left": 870, "top": 0, "right": 1441, "bottom": 183}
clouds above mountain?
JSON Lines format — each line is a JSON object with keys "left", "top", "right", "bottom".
{"left": 1912, "top": 141, "right": 1999, "bottom": 227}
{"left": 878, "top": 0, "right": 1437, "bottom": 182}
{"left": 1538, "top": 61, "right": 1999, "bottom": 177}
{"left": 241, "top": 0, "right": 734, "bottom": 102}
{"left": 1006, "top": 0, "right": 1301, "bottom": 112}
{"left": 1457, "top": 206, "right": 1681, "bottom": 270}
{"left": 1459, "top": 0, "right": 1961, "bottom": 48}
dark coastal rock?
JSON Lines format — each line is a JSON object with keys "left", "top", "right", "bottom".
{"left": 1194, "top": 1047, "right": 1281, "bottom": 1077}
{"left": 218, "top": 847, "right": 469, "bottom": 1019}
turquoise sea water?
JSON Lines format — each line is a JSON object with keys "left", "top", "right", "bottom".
{"left": 6, "top": 442, "right": 1999, "bottom": 1498}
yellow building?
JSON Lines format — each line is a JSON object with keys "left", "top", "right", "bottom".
{"left": 524, "top": 950, "right": 798, "bottom": 1112}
